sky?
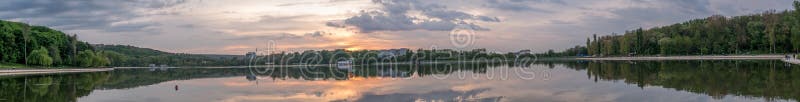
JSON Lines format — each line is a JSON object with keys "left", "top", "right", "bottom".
{"left": 0, "top": 0, "right": 796, "bottom": 55}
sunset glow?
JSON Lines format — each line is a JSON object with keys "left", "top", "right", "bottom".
{"left": 4, "top": 0, "right": 800, "bottom": 102}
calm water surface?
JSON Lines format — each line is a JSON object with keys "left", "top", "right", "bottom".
{"left": 2, "top": 60, "right": 799, "bottom": 102}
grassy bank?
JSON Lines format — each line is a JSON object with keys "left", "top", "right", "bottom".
{"left": 0, "top": 63, "right": 28, "bottom": 69}
{"left": 0, "top": 63, "right": 85, "bottom": 69}
{"left": 571, "top": 54, "right": 784, "bottom": 60}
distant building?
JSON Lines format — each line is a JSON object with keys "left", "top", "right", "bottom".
{"left": 337, "top": 58, "right": 354, "bottom": 69}
{"left": 246, "top": 52, "right": 256, "bottom": 59}
{"left": 472, "top": 49, "right": 487, "bottom": 53}
{"left": 515, "top": 49, "right": 531, "bottom": 56}
{"left": 378, "top": 48, "right": 409, "bottom": 58}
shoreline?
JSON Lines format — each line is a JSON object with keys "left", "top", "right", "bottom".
{"left": 0, "top": 68, "right": 115, "bottom": 76}
{"left": 1, "top": 55, "right": 791, "bottom": 76}
{"left": 573, "top": 55, "right": 785, "bottom": 60}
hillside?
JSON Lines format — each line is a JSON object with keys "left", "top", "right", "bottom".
{"left": 93, "top": 44, "right": 246, "bottom": 67}
{"left": 0, "top": 20, "right": 246, "bottom": 68}
{"left": 94, "top": 44, "right": 169, "bottom": 57}
{"left": 554, "top": 1, "right": 800, "bottom": 57}
{"left": 0, "top": 20, "right": 102, "bottom": 67}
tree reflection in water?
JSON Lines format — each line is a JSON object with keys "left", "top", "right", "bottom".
{"left": 1, "top": 60, "right": 800, "bottom": 101}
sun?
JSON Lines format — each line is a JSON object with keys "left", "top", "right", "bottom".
{"left": 345, "top": 47, "right": 360, "bottom": 51}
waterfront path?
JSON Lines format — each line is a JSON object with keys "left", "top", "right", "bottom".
{"left": 0, "top": 68, "right": 114, "bottom": 76}
{"left": 575, "top": 55, "right": 784, "bottom": 60}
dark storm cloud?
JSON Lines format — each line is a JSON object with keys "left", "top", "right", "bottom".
{"left": 0, "top": 0, "right": 186, "bottom": 32}
{"left": 327, "top": 0, "right": 499, "bottom": 33}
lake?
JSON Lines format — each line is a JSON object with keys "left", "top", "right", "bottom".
{"left": 1, "top": 60, "right": 799, "bottom": 102}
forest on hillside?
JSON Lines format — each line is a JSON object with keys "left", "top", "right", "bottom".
{"left": 554, "top": 1, "right": 800, "bottom": 57}
{"left": 0, "top": 20, "right": 107, "bottom": 67}
{"left": 93, "top": 44, "right": 247, "bottom": 67}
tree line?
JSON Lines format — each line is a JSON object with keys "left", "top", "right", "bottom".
{"left": 256, "top": 48, "right": 534, "bottom": 65}
{"left": 0, "top": 20, "right": 256, "bottom": 68}
{"left": 93, "top": 44, "right": 251, "bottom": 67}
{"left": 0, "top": 20, "right": 109, "bottom": 67}
{"left": 556, "top": 1, "right": 800, "bottom": 57}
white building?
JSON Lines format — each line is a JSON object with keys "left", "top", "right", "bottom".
{"left": 378, "top": 48, "right": 409, "bottom": 58}
{"left": 515, "top": 49, "right": 531, "bottom": 56}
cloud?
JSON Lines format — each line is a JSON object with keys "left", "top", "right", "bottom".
{"left": 570, "top": 0, "right": 717, "bottom": 34}
{"left": 335, "top": 88, "right": 503, "bottom": 102}
{"left": 227, "top": 33, "right": 303, "bottom": 41}
{"left": 327, "top": 0, "right": 499, "bottom": 33}
{"left": 0, "top": 0, "right": 186, "bottom": 32}
{"left": 304, "top": 31, "right": 333, "bottom": 37}
{"left": 483, "top": 0, "right": 559, "bottom": 12}
{"left": 1, "top": 0, "right": 796, "bottom": 55}
{"left": 227, "top": 31, "right": 332, "bottom": 41}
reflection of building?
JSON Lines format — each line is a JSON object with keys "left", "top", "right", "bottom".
{"left": 377, "top": 69, "right": 410, "bottom": 78}
{"left": 149, "top": 64, "right": 169, "bottom": 71}
{"left": 246, "top": 74, "right": 257, "bottom": 81}
{"left": 148, "top": 64, "right": 157, "bottom": 71}
{"left": 378, "top": 48, "right": 409, "bottom": 58}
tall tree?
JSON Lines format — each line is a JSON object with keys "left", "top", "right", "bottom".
{"left": 593, "top": 34, "right": 599, "bottom": 55}
{"left": 22, "top": 23, "right": 30, "bottom": 65}
{"left": 633, "top": 28, "right": 644, "bottom": 54}
{"left": 586, "top": 37, "right": 593, "bottom": 55}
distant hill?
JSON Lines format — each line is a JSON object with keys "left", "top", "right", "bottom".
{"left": 94, "top": 44, "right": 169, "bottom": 57}
{"left": 0, "top": 19, "right": 246, "bottom": 67}
{"left": 93, "top": 44, "right": 246, "bottom": 67}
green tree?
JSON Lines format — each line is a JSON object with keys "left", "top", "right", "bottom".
{"left": 793, "top": 1, "right": 800, "bottom": 52}
{"left": 795, "top": 1, "right": 800, "bottom": 13}
{"left": 658, "top": 37, "right": 675, "bottom": 55}
{"left": 586, "top": 37, "right": 592, "bottom": 55}
{"left": 563, "top": 2, "right": 800, "bottom": 56}
{"left": 593, "top": 34, "right": 599, "bottom": 55}
{"left": 77, "top": 50, "right": 96, "bottom": 67}
{"left": 100, "top": 51, "right": 128, "bottom": 66}
{"left": 27, "top": 47, "right": 52, "bottom": 66}
{"left": 92, "top": 51, "right": 110, "bottom": 67}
